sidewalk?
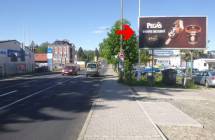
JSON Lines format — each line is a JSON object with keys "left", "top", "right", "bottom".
{"left": 133, "top": 86, "right": 213, "bottom": 140}
{"left": 78, "top": 65, "right": 164, "bottom": 140}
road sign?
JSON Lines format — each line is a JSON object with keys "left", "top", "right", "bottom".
{"left": 47, "top": 53, "right": 53, "bottom": 59}
{"left": 118, "top": 51, "right": 125, "bottom": 61}
{"left": 47, "top": 48, "right": 52, "bottom": 53}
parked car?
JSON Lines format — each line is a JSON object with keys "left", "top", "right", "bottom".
{"left": 143, "top": 67, "right": 160, "bottom": 73}
{"left": 176, "top": 69, "right": 185, "bottom": 77}
{"left": 86, "top": 63, "right": 99, "bottom": 77}
{"left": 193, "top": 71, "right": 215, "bottom": 87}
{"left": 62, "top": 65, "right": 79, "bottom": 75}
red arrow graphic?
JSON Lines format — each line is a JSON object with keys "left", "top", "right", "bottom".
{"left": 116, "top": 24, "right": 134, "bottom": 40}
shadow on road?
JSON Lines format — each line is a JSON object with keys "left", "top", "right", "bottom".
{"left": 0, "top": 74, "right": 105, "bottom": 133}
{"left": 0, "top": 71, "right": 187, "bottom": 134}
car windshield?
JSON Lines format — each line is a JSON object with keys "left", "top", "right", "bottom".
{"left": 87, "top": 64, "right": 96, "bottom": 68}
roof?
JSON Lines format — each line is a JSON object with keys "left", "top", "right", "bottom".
{"left": 0, "top": 40, "right": 17, "bottom": 44}
{"left": 50, "top": 40, "right": 75, "bottom": 48}
{"left": 34, "top": 53, "right": 47, "bottom": 62}
{"left": 53, "top": 40, "right": 72, "bottom": 46}
{"left": 194, "top": 58, "right": 215, "bottom": 63}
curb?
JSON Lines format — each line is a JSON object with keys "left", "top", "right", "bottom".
{"left": 129, "top": 88, "right": 168, "bottom": 140}
{"left": 76, "top": 78, "right": 104, "bottom": 140}
{"left": 76, "top": 103, "right": 95, "bottom": 140}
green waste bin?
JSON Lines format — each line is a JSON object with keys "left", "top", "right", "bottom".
{"left": 162, "top": 69, "right": 177, "bottom": 86}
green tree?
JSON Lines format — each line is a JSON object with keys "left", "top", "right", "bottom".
{"left": 181, "top": 50, "right": 205, "bottom": 62}
{"left": 84, "top": 50, "right": 95, "bottom": 61}
{"left": 181, "top": 50, "right": 206, "bottom": 76}
{"left": 95, "top": 48, "right": 99, "bottom": 61}
{"left": 77, "top": 47, "right": 86, "bottom": 61}
{"left": 140, "top": 49, "right": 151, "bottom": 66}
{"left": 99, "top": 19, "right": 138, "bottom": 80}
{"left": 99, "top": 38, "right": 112, "bottom": 61}
{"left": 35, "top": 42, "right": 49, "bottom": 53}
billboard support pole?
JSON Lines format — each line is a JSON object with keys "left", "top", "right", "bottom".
{"left": 151, "top": 49, "right": 154, "bottom": 86}
{"left": 189, "top": 50, "right": 193, "bottom": 77}
{"left": 138, "top": 0, "right": 141, "bottom": 66}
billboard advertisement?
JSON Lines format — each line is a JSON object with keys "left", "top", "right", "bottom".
{"left": 139, "top": 17, "right": 207, "bottom": 49}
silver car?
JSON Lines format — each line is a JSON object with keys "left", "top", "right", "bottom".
{"left": 194, "top": 71, "right": 215, "bottom": 87}
{"left": 86, "top": 63, "right": 99, "bottom": 77}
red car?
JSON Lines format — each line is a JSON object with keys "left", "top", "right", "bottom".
{"left": 62, "top": 65, "right": 78, "bottom": 75}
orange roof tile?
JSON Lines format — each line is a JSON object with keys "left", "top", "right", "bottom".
{"left": 34, "top": 53, "right": 48, "bottom": 62}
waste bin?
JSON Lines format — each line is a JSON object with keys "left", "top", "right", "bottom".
{"left": 162, "top": 69, "right": 177, "bottom": 85}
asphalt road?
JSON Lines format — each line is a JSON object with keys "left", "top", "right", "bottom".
{"left": 0, "top": 71, "right": 104, "bottom": 140}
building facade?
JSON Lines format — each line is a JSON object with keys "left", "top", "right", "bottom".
{"left": 0, "top": 40, "right": 35, "bottom": 77}
{"left": 152, "top": 50, "right": 181, "bottom": 69}
{"left": 193, "top": 58, "right": 215, "bottom": 71}
{"left": 48, "top": 40, "right": 75, "bottom": 69}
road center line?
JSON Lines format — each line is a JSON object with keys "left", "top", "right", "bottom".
{"left": 0, "top": 78, "right": 73, "bottom": 111}
{"left": 0, "top": 90, "right": 18, "bottom": 97}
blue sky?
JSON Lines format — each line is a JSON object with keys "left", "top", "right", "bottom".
{"left": 0, "top": 0, "right": 214, "bottom": 50}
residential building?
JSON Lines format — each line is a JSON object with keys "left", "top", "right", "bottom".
{"left": 48, "top": 40, "right": 75, "bottom": 69}
{"left": 0, "top": 40, "right": 35, "bottom": 77}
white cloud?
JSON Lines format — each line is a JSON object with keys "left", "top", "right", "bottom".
{"left": 92, "top": 26, "right": 110, "bottom": 35}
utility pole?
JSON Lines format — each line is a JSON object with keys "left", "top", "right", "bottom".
{"left": 121, "top": 0, "right": 123, "bottom": 52}
{"left": 119, "top": 0, "right": 124, "bottom": 80}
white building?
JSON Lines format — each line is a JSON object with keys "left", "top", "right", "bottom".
{"left": 152, "top": 49, "right": 181, "bottom": 69}
{"left": 193, "top": 58, "right": 215, "bottom": 71}
{"left": 0, "top": 40, "right": 35, "bottom": 77}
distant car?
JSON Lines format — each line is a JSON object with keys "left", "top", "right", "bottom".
{"left": 193, "top": 71, "right": 215, "bottom": 87}
{"left": 62, "top": 65, "right": 78, "bottom": 75}
{"left": 86, "top": 63, "right": 99, "bottom": 77}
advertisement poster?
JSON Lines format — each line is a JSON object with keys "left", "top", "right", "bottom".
{"left": 139, "top": 17, "right": 207, "bottom": 49}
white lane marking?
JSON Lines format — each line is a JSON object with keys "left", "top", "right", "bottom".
{"left": 0, "top": 78, "right": 74, "bottom": 111}
{"left": 0, "top": 90, "right": 18, "bottom": 97}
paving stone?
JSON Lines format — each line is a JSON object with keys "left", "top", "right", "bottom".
{"left": 140, "top": 102, "right": 202, "bottom": 127}
{"left": 78, "top": 66, "right": 163, "bottom": 140}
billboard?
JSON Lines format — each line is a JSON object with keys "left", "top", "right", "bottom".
{"left": 139, "top": 17, "right": 207, "bottom": 49}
